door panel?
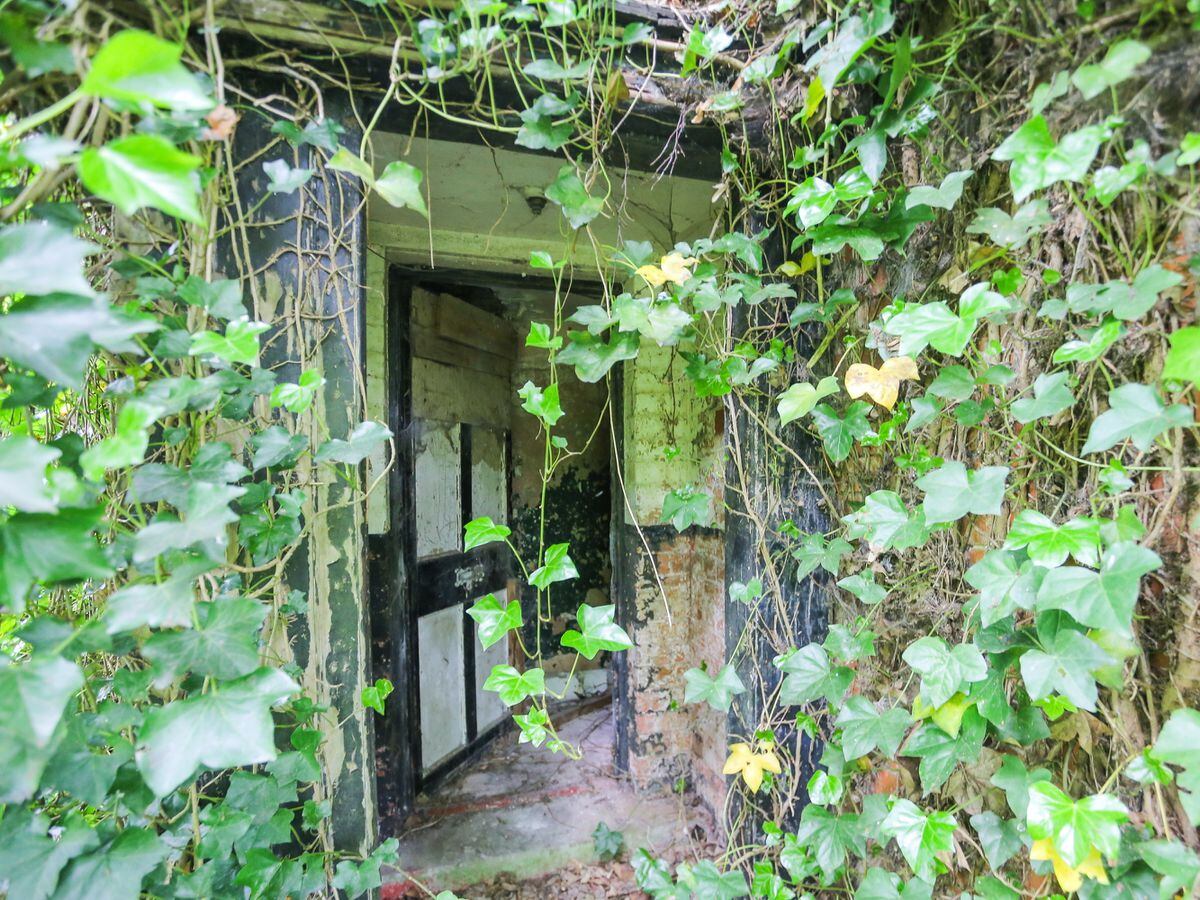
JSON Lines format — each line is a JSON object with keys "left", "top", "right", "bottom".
{"left": 414, "top": 421, "right": 461, "bottom": 558}
{"left": 417, "top": 604, "right": 467, "bottom": 771}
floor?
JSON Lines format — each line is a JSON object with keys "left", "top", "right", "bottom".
{"left": 381, "top": 702, "right": 707, "bottom": 898}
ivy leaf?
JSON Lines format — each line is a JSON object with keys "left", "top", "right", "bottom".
{"left": 836, "top": 695, "right": 913, "bottom": 759}
{"left": 518, "top": 380, "right": 564, "bottom": 427}
{"left": 679, "top": 25, "right": 734, "bottom": 75}
{"left": 965, "top": 550, "right": 1042, "bottom": 626}
{"left": 1071, "top": 39, "right": 1150, "bottom": 100}
{"left": 143, "top": 598, "right": 267, "bottom": 685}
{"left": 561, "top": 604, "right": 631, "bottom": 658}
{"left": 0, "top": 810, "right": 99, "bottom": 900}
{"left": 684, "top": 663, "right": 746, "bottom": 711}
{"left": 786, "top": 177, "right": 836, "bottom": 229}
{"left": 855, "top": 867, "right": 932, "bottom": 900}
{"left": 1137, "top": 839, "right": 1200, "bottom": 897}
{"left": 1081, "top": 383, "right": 1192, "bottom": 455}
{"left": 925, "top": 365, "right": 974, "bottom": 401}
{"left": 992, "top": 755, "right": 1053, "bottom": 819}
{"left": 79, "top": 135, "right": 202, "bottom": 224}
{"left": 50, "top": 827, "right": 169, "bottom": 900}
{"left": 991, "top": 117, "right": 1107, "bottom": 201}
{"left": 903, "top": 708, "right": 987, "bottom": 792}
{"left": 326, "top": 147, "right": 374, "bottom": 181}
{"left": 1151, "top": 708, "right": 1200, "bottom": 826}
{"left": 778, "top": 644, "right": 853, "bottom": 706}
{"left": 545, "top": 166, "right": 603, "bottom": 228}
{"left": 0, "top": 437, "right": 61, "bottom": 513}
{"left": 467, "top": 594, "right": 523, "bottom": 649}
{"left": 1025, "top": 781, "right": 1128, "bottom": 867}
{"left": 105, "top": 565, "right": 204, "bottom": 633}
{"left": 811, "top": 401, "right": 875, "bottom": 462}
{"left": 915, "top": 461, "right": 1008, "bottom": 525}
{"left": 1011, "top": 371, "right": 1075, "bottom": 423}
{"left": 189, "top": 317, "right": 270, "bottom": 365}
{"left": 315, "top": 421, "right": 392, "bottom": 465}
{"left": 271, "top": 369, "right": 324, "bottom": 413}
{"left": 361, "top": 678, "right": 393, "bottom": 715}
{"left": 374, "top": 161, "right": 428, "bottom": 217}
{"left": 905, "top": 169, "right": 973, "bottom": 210}
{"left": 80, "top": 399, "right": 160, "bottom": 482}
{"left": 0, "top": 656, "right": 84, "bottom": 802}
{"left": 902, "top": 637, "right": 988, "bottom": 709}
{"left": 1036, "top": 542, "right": 1160, "bottom": 636}
{"left": 794, "top": 805, "right": 867, "bottom": 884}
{"left": 82, "top": 29, "right": 210, "bottom": 110}
{"left": 135, "top": 666, "right": 299, "bottom": 797}
{"left": 177, "top": 276, "right": 246, "bottom": 320}
{"left": 0, "top": 508, "right": 113, "bottom": 614}
{"left": 841, "top": 491, "right": 929, "bottom": 552}
{"left": 1162, "top": 325, "right": 1200, "bottom": 384}
{"left": 558, "top": 330, "right": 639, "bottom": 382}
{"left": 482, "top": 665, "right": 545, "bottom": 705}
{"left": 792, "top": 533, "right": 852, "bottom": 578}
{"left": 251, "top": 425, "right": 308, "bottom": 470}
{"left": 1004, "top": 510, "right": 1101, "bottom": 567}
{"left": 966, "top": 200, "right": 1051, "bottom": 249}
{"left": 530, "top": 542, "right": 579, "bottom": 589}
{"left": 880, "top": 799, "right": 956, "bottom": 881}
{"left": 1019, "top": 629, "right": 1113, "bottom": 711}
{"left": 969, "top": 811, "right": 1027, "bottom": 871}
{"left": 133, "top": 482, "right": 245, "bottom": 563}
{"left": 661, "top": 486, "right": 712, "bottom": 531}
{"left": 837, "top": 570, "right": 887, "bottom": 605}
{"left": 884, "top": 304, "right": 969, "bottom": 357}
{"left": 1052, "top": 318, "right": 1124, "bottom": 364}
{"left": 0, "top": 222, "right": 98, "bottom": 298}
{"left": 463, "top": 516, "right": 511, "bottom": 550}
{"left": 777, "top": 376, "right": 840, "bottom": 426}
{"left": 517, "top": 95, "right": 575, "bottom": 151}
{"left": 264, "top": 159, "right": 313, "bottom": 194}
{"left": 522, "top": 57, "right": 590, "bottom": 81}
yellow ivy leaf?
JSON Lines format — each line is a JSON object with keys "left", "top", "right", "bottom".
{"left": 777, "top": 252, "right": 818, "bottom": 277}
{"left": 723, "top": 742, "right": 781, "bottom": 792}
{"left": 636, "top": 264, "right": 667, "bottom": 287}
{"left": 844, "top": 356, "right": 919, "bottom": 410}
{"left": 1030, "top": 839, "right": 1109, "bottom": 893}
{"left": 803, "top": 76, "right": 826, "bottom": 122}
{"left": 659, "top": 252, "right": 698, "bottom": 284}
{"left": 912, "top": 692, "right": 973, "bottom": 738}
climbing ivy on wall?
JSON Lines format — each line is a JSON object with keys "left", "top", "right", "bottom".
{"left": 3, "top": 0, "right": 1200, "bottom": 899}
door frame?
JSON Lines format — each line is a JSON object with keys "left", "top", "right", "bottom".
{"left": 369, "top": 263, "right": 615, "bottom": 834}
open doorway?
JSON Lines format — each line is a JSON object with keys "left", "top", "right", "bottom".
{"left": 368, "top": 265, "right": 621, "bottom": 836}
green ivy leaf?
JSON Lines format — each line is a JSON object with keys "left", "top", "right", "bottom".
{"left": 189, "top": 317, "right": 270, "bottom": 365}
{"left": 965, "top": 550, "right": 1042, "bottom": 626}
{"left": 903, "top": 637, "right": 988, "bottom": 708}
{"left": 1011, "top": 371, "right": 1075, "bottom": 423}
{"left": 104, "top": 565, "right": 205, "bottom": 633}
{"left": 558, "top": 330, "right": 639, "bottom": 382}
{"left": 1071, "top": 39, "right": 1150, "bottom": 99}
{"left": 792, "top": 533, "right": 852, "bottom": 578}
{"left": 142, "top": 598, "right": 267, "bottom": 685}
{"left": 561, "top": 603, "right": 631, "bottom": 658}
{"left": 315, "top": 421, "right": 392, "bottom": 465}
{"left": 1004, "top": 510, "right": 1102, "bottom": 567}
{"left": 786, "top": 176, "right": 836, "bottom": 229}
{"left": 1036, "top": 542, "right": 1160, "bottom": 636}
{"left": 969, "top": 811, "right": 1027, "bottom": 871}
{"left": 463, "top": 515, "right": 511, "bottom": 550}
{"left": 1138, "top": 838, "right": 1200, "bottom": 897}
{"left": 545, "top": 165, "right": 604, "bottom": 228}
{"left": 263, "top": 158, "right": 314, "bottom": 194}
{"left": 135, "top": 666, "right": 299, "bottom": 797}
{"left": 374, "top": 161, "right": 428, "bottom": 217}
{"left": 80, "top": 399, "right": 159, "bottom": 482}
{"left": 925, "top": 365, "right": 975, "bottom": 401}
{"left": 0, "top": 810, "right": 99, "bottom": 900}
{"left": 467, "top": 594, "right": 523, "bottom": 649}
{"left": 905, "top": 169, "right": 973, "bottom": 210}
{"left": 1081, "top": 383, "right": 1192, "bottom": 455}
{"left": 915, "top": 461, "right": 1008, "bottom": 525}
{"left": 1025, "top": 781, "right": 1128, "bottom": 867}
{"left": 518, "top": 380, "right": 564, "bottom": 426}
{"left": 841, "top": 491, "right": 930, "bottom": 552}
{"left": 271, "top": 369, "right": 325, "bottom": 413}
{"left": 50, "top": 827, "right": 169, "bottom": 900}
{"left": 854, "top": 867, "right": 932, "bottom": 900}
{"left": 326, "top": 147, "right": 374, "bottom": 181}
{"left": 1052, "top": 318, "right": 1124, "bottom": 364}
{"left": 1162, "top": 325, "right": 1200, "bottom": 384}
{"left": 992, "top": 117, "right": 1107, "bottom": 201}
{"left": 133, "top": 482, "right": 245, "bottom": 563}
{"left": 530, "top": 542, "right": 579, "bottom": 589}
{"left": 778, "top": 644, "right": 853, "bottom": 706}
{"left": 1151, "top": 708, "right": 1200, "bottom": 825}
{"left": 516, "top": 95, "right": 575, "bottom": 151}
{"left": 661, "top": 486, "right": 712, "bottom": 531}
{"left": 0, "top": 222, "right": 98, "bottom": 298}
{"left": 836, "top": 695, "right": 913, "bottom": 759}
{"left": 0, "top": 437, "right": 61, "bottom": 513}
{"left": 794, "top": 805, "right": 867, "bottom": 885}
{"left": 251, "top": 425, "right": 308, "bottom": 470}
{"left": 78, "top": 135, "right": 202, "bottom": 224}
{"left": 522, "top": 57, "right": 591, "bottom": 81}
{"left": 778, "top": 376, "right": 840, "bottom": 426}
{"left": 837, "top": 570, "right": 887, "bottom": 605}
{"left": 992, "top": 755, "right": 1053, "bottom": 819}
{"left": 82, "top": 29, "right": 211, "bottom": 110}
{"left": 482, "top": 665, "right": 545, "bottom": 705}
{"left": 880, "top": 799, "right": 956, "bottom": 881}
{"left": 903, "top": 708, "right": 987, "bottom": 792}
{"left": 361, "top": 678, "right": 393, "bottom": 715}
{"left": 684, "top": 663, "right": 745, "bottom": 711}
{"left": 0, "top": 656, "right": 84, "bottom": 802}
{"left": 1019, "top": 628, "right": 1113, "bottom": 711}
{"left": 811, "top": 401, "right": 875, "bottom": 462}
{"left": 965, "top": 200, "right": 1051, "bottom": 249}
{"left": 0, "top": 507, "right": 113, "bottom": 614}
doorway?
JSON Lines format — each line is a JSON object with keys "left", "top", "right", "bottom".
{"left": 369, "top": 265, "right": 618, "bottom": 834}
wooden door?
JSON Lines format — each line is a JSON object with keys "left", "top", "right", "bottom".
{"left": 405, "top": 282, "right": 516, "bottom": 786}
